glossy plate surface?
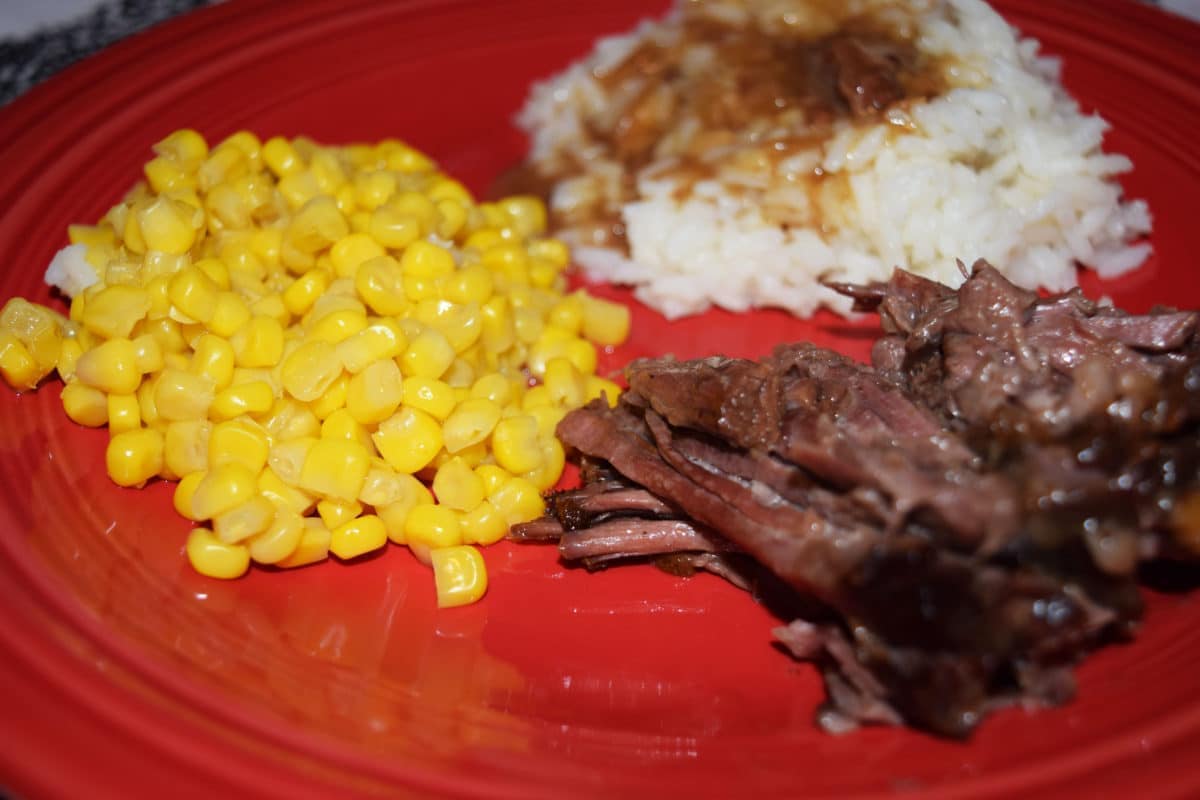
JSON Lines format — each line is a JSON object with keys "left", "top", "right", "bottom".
{"left": 1, "top": 1, "right": 1198, "bottom": 797}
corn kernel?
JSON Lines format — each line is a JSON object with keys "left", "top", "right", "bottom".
{"left": 138, "top": 195, "right": 198, "bottom": 254}
{"left": 168, "top": 266, "right": 220, "bottom": 323}
{"left": 316, "top": 497, "right": 362, "bottom": 529}
{"left": 106, "top": 394, "right": 141, "bottom": 434}
{"left": 308, "top": 372, "right": 348, "bottom": 419}
{"left": 191, "top": 462, "right": 259, "bottom": 520}
{"left": 329, "top": 232, "right": 386, "bottom": 279}
{"left": 163, "top": 419, "right": 211, "bottom": 479}
{"left": 585, "top": 375, "right": 622, "bottom": 407}
{"left": 213, "top": 495, "right": 276, "bottom": 543}
{"left": 432, "top": 457, "right": 485, "bottom": 512}
{"left": 186, "top": 527, "right": 250, "bottom": 579}
{"left": 459, "top": 500, "right": 509, "bottom": 546}
{"left": 306, "top": 308, "right": 367, "bottom": 345}
{"left": 82, "top": 285, "right": 151, "bottom": 339}
{"left": 400, "top": 327, "right": 455, "bottom": 379}
{"left": 372, "top": 407, "right": 442, "bottom": 474}
{"left": 280, "top": 339, "right": 341, "bottom": 402}
{"left": 283, "top": 268, "right": 332, "bottom": 316}
{"left": 431, "top": 545, "right": 488, "bottom": 608}
{"left": 442, "top": 397, "right": 502, "bottom": 454}
{"left": 208, "top": 417, "right": 270, "bottom": 473}
{"left": 208, "top": 291, "right": 252, "bottom": 338}
{"left": 405, "top": 503, "right": 462, "bottom": 550}
{"left": 174, "top": 471, "right": 205, "bottom": 520}
{"left": 400, "top": 376, "right": 456, "bottom": 421}
{"left": 297, "top": 437, "right": 370, "bottom": 502}
{"left": 210, "top": 380, "right": 274, "bottom": 421}
{"left": 376, "top": 474, "right": 434, "bottom": 543}
{"left": 61, "top": 382, "right": 108, "bottom": 426}
{"left": 257, "top": 466, "right": 316, "bottom": 515}
{"left": 491, "top": 415, "right": 542, "bottom": 474}
{"left": 581, "top": 292, "right": 632, "bottom": 346}
{"left": 248, "top": 510, "right": 305, "bottom": 564}
{"left": 75, "top": 337, "right": 141, "bottom": 395}
{"left": 262, "top": 136, "right": 302, "bottom": 177}
{"left": 330, "top": 514, "right": 387, "bottom": 560}
{"left": 489, "top": 475, "right": 545, "bottom": 525}
{"left": 260, "top": 398, "right": 321, "bottom": 442}
{"left": 344, "top": 358, "right": 403, "bottom": 425}
{"left": 106, "top": 427, "right": 164, "bottom": 488}
{"left": 190, "top": 334, "right": 236, "bottom": 390}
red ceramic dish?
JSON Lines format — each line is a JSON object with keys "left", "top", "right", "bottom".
{"left": 1, "top": 1, "right": 1199, "bottom": 797}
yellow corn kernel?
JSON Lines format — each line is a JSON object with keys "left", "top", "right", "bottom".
{"left": 434, "top": 198, "right": 468, "bottom": 241}
{"left": 138, "top": 195, "right": 199, "bottom": 255}
{"left": 260, "top": 398, "right": 321, "bottom": 442}
{"left": 297, "top": 437, "right": 370, "bottom": 502}
{"left": 366, "top": 205, "right": 421, "bottom": 250}
{"left": 400, "top": 240, "right": 455, "bottom": 280}
{"left": 547, "top": 294, "right": 584, "bottom": 335}
{"left": 523, "top": 435, "right": 566, "bottom": 492}
{"left": 141, "top": 317, "right": 188, "bottom": 355}
{"left": 225, "top": 316, "right": 283, "bottom": 368}
{"left": 581, "top": 293, "right": 632, "bottom": 346}
{"left": 442, "top": 263, "right": 493, "bottom": 306}
{"left": 479, "top": 295, "right": 514, "bottom": 354}
{"left": 163, "top": 419, "right": 211, "bottom": 479}
{"left": 474, "top": 464, "right": 510, "bottom": 496}
{"left": 528, "top": 237, "right": 570, "bottom": 269}
{"left": 106, "top": 394, "right": 141, "bottom": 434}
{"left": 75, "top": 337, "right": 141, "bottom": 394}
{"left": 267, "top": 436, "right": 316, "bottom": 486}
{"left": 375, "top": 473, "right": 434, "bottom": 544}
{"left": 288, "top": 196, "right": 348, "bottom": 253}
{"left": 257, "top": 466, "right": 316, "bottom": 515}
{"left": 585, "top": 375, "right": 622, "bottom": 407}
{"left": 526, "top": 404, "right": 567, "bottom": 443}
{"left": 400, "top": 376, "right": 456, "bottom": 421}
{"left": 402, "top": 272, "right": 440, "bottom": 302}
{"left": 442, "top": 397, "right": 502, "bottom": 454}
{"left": 528, "top": 256, "right": 561, "bottom": 290}
{"left": 106, "top": 427, "right": 164, "bottom": 488}
{"left": 280, "top": 339, "right": 341, "bottom": 402}
{"left": 561, "top": 337, "right": 598, "bottom": 376}
{"left": 0, "top": 333, "right": 44, "bottom": 390}
{"left": 55, "top": 337, "right": 84, "bottom": 382}
{"left": 356, "top": 461, "right": 405, "bottom": 506}
{"left": 491, "top": 415, "right": 542, "bottom": 474}
{"left": 276, "top": 518, "right": 332, "bottom": 568}
{"left": 308, "top": 372, "right": 348, "bottom": 419}
{"left": 372, "top": 407, "right": 442, "bottom": 475}
{"left": 320, "top": 407, "right": 373, "bottom": 449}
{"left": 343, "top": 358, "right": 403, "bottom": 425}
{"left": 543, "top": 356, "right": 585, "bottom": 408}
{"left": 249, "top": 293, "right": 289, "bottom": 326}
{"left": 129, "top": 335, "right": 164, "bottom": 376}
{"left": 262, "top": 136, "right": 302, "bottom": 177}
{"left": 154, "top": 128, "right": 208, "bottom": 169}
{"left": 432, "top": 457, "right": 484, "bottom": 512}
{"left": 173, "top": 470, "right": 205, "bottom": 520}
{"left": 330, "top": 233, "right": 385, "bottom": 279}
{"left": 168, "top": 266, "right": 220, "bottom": 323}
{"left": 353, "top": 170, "right": 396, "bottom": 210}
{"left": 61, "top": 381, "right": 108, "bottom": 426}
{"left": 317, "top": 497, "right": 362, "bottom": 529}
{"left": 468, "top": 372, "right": 514, "bottom": 406}
{"left": 191, "top": 462, "right": 259, "bottom": 520}
{"left": 405, "top": 503, "right": 462, "bottom": 550}
{"left": 306, "top": 308, "right": 367, "bottom": 345}
{"left": 208, "top": 417, "right": 270, "bottom": 473}
{"left": 197, "top": 143, "right": 248, "bottom": 192}
{"left": 431, "top": 545, "right": 488, "bottom": 608}
{"left": 431, "top": 303, "right": 482, "bottom": 355}
{"left": 489, "top": 475, "right": 545, "bottom": 526}
{"left": 248, "top": 510, "right": 305, "bottom": 564}
{"left": 194, "top": 257, "right": 231, "bottom": 290}
{"left": 282, "top": 269, "right": 332, "bottom": 316}
{"left": 186, "top": 527, "right": 250, "bottom": 579}
{"left": 190, "top": 334, "right": 236, "bottom": 390}
{"left": 207, "top": 292, "right": 252, "bottom": 338}
{"left": 82, "top": 285, "right": 151, "bottom": 339}
{"left": 213, "top": 495, "right": 276, "bottom": 544}
{"left": 210, "top": 380, "right": 274, "bottom": 421}
{"left": 459, "top": 500, "right": 508, "bottom": 546}
{"left": 400, "top": 327, "right": 455, "bottom": 379}
{"left": 330, "top": 514, "right": 387, "bottom": 560}
{"left": 335, "top": 320, "right": 405, "bottom": 374}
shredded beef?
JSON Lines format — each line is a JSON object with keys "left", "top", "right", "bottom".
{"left": 510, "top": 261, "right": 1200, "bottom": 738}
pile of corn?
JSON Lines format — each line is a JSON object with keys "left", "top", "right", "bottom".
{"left": 0, "top": 129, "right": 629, "bottom": 607}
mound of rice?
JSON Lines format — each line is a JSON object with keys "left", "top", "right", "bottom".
{"left": 517, "top": 0, "right": 1152, "bottom": 318}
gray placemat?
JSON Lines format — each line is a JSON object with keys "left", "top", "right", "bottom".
{"left": 0, "top": 0, "right": 214, "bottom": 106}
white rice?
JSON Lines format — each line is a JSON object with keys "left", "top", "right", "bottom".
{"left": 517, "top": 0, "right": 1152, "bottom": 319}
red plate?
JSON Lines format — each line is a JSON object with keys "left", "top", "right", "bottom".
{"left": 1, "top": 1, "right": 1198, "bottom": 797}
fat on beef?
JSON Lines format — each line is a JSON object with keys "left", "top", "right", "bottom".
{"left": 511, "top": 261, "right": 1200, "bottom": 738}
